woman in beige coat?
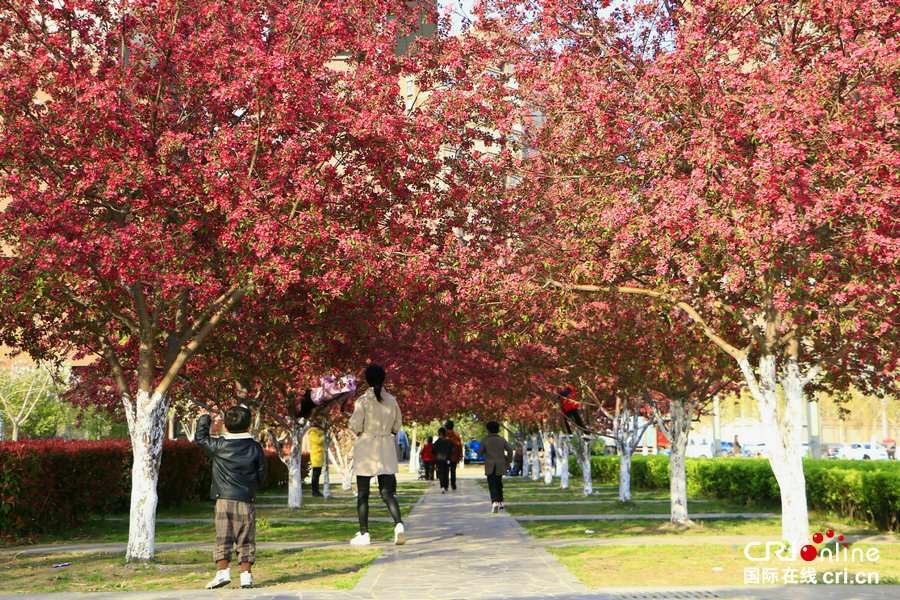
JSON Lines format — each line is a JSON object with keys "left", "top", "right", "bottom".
{"left": 348, "top": 364, "right": 405, "bottom": 546}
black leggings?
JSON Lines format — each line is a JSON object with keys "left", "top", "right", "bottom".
{"left": 563, "top": 409, "right": 588, "bottom": 434}
{"left": 356, "top": 475, "right": 402, "bottom": 534}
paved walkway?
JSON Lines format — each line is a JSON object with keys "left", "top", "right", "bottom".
{"left": 1, "top": 471, "right": 896, "bottom": 600}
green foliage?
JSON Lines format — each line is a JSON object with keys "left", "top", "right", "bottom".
{"left": 0, "top": 366, "right": 128, "bottom": 441}
{"left": 570, "top": 455, "right": 900, "bottom": 530}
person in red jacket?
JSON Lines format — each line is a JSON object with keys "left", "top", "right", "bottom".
{"left": 558, "top": 385, "right": 590, "bottom": 436}
{"left": 420, "top": 436, "right": 436, "bottom": 480}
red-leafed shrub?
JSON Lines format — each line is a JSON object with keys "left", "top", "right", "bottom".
{"left": 264, "top": 450, "right": 295, "bottom": 488}
{"left": 0, "top": 439, "right": 130, "bottom": 543}
{"left": 0, "top": 438, "right": 293, "bottom": 544}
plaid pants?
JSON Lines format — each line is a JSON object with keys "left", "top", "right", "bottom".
{"left": 214, "top": 499, "right": 256, "bottom": 564}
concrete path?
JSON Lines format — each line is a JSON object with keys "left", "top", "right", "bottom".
{"left": 1, "top": 470, "right": 896, "bottom": 600}
{"left": 351, "top": 477, "right": 587, "bottom": 600}
{"left": 513, "top": 512, "right": 780, "bottom": 521}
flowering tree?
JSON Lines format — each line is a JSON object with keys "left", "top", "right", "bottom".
{"left": 452, "top": 0, "right": 900, "bottom": 552}
{"left": 0, "top": 0, "right": 463, "bottom": 560}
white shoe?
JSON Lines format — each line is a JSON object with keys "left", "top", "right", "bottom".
{"left": 394, "top": 522, "right": 406, "bottom": 545}
{"left": 240, "top": 572, "right": 253, "bottom": 589}
{"left": 205, "top": 569, "right": 231, "bottom": 589}
{"left": 499, "top": 503, "right": 505, "bottom": 510}
{"left": 491, "top": 502, "right": 499, "bottom": 513}
{"left": 441, "top": 488, "right": 446, "bottom": 494}
{"left": 350, "top": 532, "right": 371, "bottom": 546}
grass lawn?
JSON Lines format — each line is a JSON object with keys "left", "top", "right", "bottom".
{"left": 8, "top": 483, "right": 424, "bottom": 549}
{"left": 518, "top": 516, "right": 888, "bottom": 540}
{"left": 505, "top": 498, "right": 756, "bottom": 516}
{"left": 550, "top": 543, "right": 900, "bottom": 587}
{"left": 0, "top": 547, "right": 379, "bottom": 593}
{"left": 157, "top": 497, "right": 422, "bottom": 518}
{"left": 50, "top": 514, "right": 404, "bottom": 545}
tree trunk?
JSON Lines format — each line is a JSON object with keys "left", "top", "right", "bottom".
{"left": 618, "top": 440, "right": 632, "bottom": 502}
{"left": 668, "top": 397, "right": 693, "bottom": 524}
{"left": 530, "top": 433, "right": 540, "bottom": 481}
{"left": 124, "top": 390, "right": 168, "bottom": 561}
{"left": 323, "top": 427, "right": 332, "bottom": 499}
{"left": 559, "top": 432, "right": 570, "bottom": 489}
{"left": 541, "top": 430, "right": 553, "bottom": 484}
{"left": 11, "top": 420, "right": 19, "bottom": 442}
{"left": 409, "top": 427, "right": 418, "bottom": 474}
{"left": 285, "top": 422, "right": 310, "bottom": 508}
{"left": 739, "top": 354, "right": 810, "bottom": 553}
{"left": 522, "top": 441, "right": 530, "bottom": 478}
{"left": 571, "top": 436, "right": 593, "bottom": 495}
{"left": 342, "top": 460, "right": 353, "bottom": 491}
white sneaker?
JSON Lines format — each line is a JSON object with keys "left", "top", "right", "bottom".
{"left": 441, "top": 488, "right": 446, "bottom": 494}
{"left": 240, "top": 572, "right": 253, "bottom": 589}
{"left": 394, "top": 522, "right": 406, "bottom": 545}
{"left": 491, "top": 502, "right": 499, "bottom": 513}
{"left": 499, "top": 503, "right": 505, "bottom": 510}
{"left": 350, "top": 532, "right": 371, "bottom": 546}
{"left": 205, "top": 569, "right": 231, "bottom": 589}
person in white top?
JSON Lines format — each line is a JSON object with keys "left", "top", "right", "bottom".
{"left": 347, "top": 364, "right": 405, "bottom": 546}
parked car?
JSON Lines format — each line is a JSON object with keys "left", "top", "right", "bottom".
{"left": 837, "top": 442, "right": 891, "bottom": 460}
{"left": 742, "top": 442, "right": 767, "bottom": 458}
{"left": 685, "top": 438, "right": 714, "bottom": 458}
{"left": 463, "top": 440, "right": 483, "bottom": 464}
{"left": 822, "top": 443, "right": 843, "bottom": 459}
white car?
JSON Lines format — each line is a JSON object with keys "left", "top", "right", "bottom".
{"left": 685, "top": 438, "right": 714, "bottom": 458}
{"left": 837, "top": 442, "right": 890, "bottom": 460}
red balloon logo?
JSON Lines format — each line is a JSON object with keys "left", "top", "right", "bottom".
{"left": 800, "top": 545, "right": 818, "bottom": 562}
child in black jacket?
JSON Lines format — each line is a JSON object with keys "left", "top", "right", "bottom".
{"left": 196, "top": 406, "right": 267, "bottom": 589}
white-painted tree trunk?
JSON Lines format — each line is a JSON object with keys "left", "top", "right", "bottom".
{"left": 618, "top": 441, "right": 632, "bottom": 502}
{"left": 522, "top": 440, "right": 530, "bottom": 478}
{"left": 530, "top": 433, "right": 540, "bottom": 481}
{"left": 323, "top": 428, "right": 332, "bottom": 499}
{"left": 667, "top": 399, "right": 693, "bottom": 524}
{"left": 285, "top": 422, "right": 310, "bottom": 508}
{"left": 326, "top": 433, "right": 354, "bottom": 491}
{"left": 559, "top": 432, "right": 570, "bottom": 489}
{"left": 409, "top": 427, "right": 418, "bottom": 474}
{"left": 343, "top": 458, "right": 354, "bottom": 491}
{"left": 570, "top": 435, "right": 593, "bottom": 495}
{"left": 123, "top": 390, "right": 168, "bottom": 561}
{"left": 739, "top": 354, "right": 811, "bottom": 553}
{"left": 541, "top": 430, "right": 553, "bottom": 484}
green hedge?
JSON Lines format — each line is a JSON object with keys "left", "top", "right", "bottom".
{"left": 570, "top": 455, "right": 900, "bottom": 530}
{"left": 0, "top": 439, "right": 294, "bottom": 544}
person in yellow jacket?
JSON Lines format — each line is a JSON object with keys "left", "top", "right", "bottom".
{"left": 309, "top": 422, "right": 325, "bottom": 497}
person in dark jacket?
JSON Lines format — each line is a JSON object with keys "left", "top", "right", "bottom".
{"left": 431, "top": 427, "right": 453, "bottom": 493}
{"left": 480, "top": 421, "right": 514, "bottom": 512}
{"left": 196, "top": 406, "right": 267, "bottom": 590}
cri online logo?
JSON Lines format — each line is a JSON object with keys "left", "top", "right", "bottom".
{"left": 744, "top": 530, "right": 880, "bottom": 563}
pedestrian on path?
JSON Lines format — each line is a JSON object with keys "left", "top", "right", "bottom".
{"left": 348, "top": 364, "right": 406, "bottom": 546}
{"left": 480, "top": 421, "right": 513, "bottom": 512}
{"left": 308, "top": 420, "right": 325, "bottom": 497}
{"left": 195, "top": 406, "right": 267, "bottom": 590}
{"left": 445, "top": 419, "right": 463, "bottom": 490}
{"left": 420, "top": 435, "right": 435, "bottom": 480}
{"left": 432, "top": 427, "right": 453, "bottom": 492}
{"left": 512, "top": 436, "right": 524, "bottom": 476}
